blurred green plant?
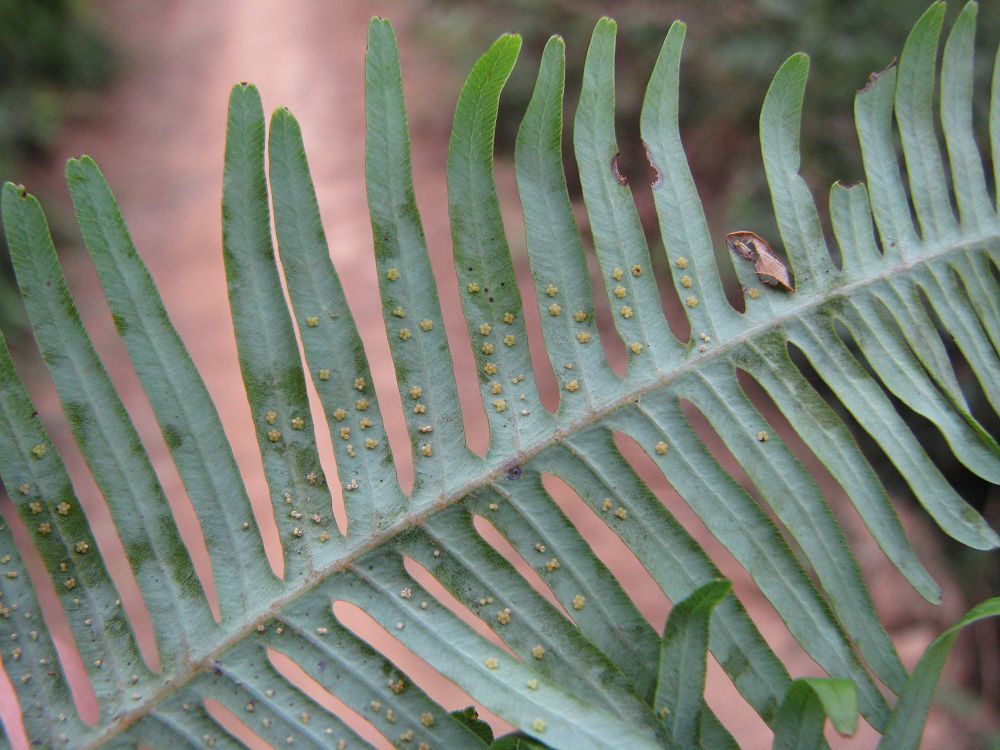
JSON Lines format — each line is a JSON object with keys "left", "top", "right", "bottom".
{"left": 0, "top": 0, "right": 116, "bottom": 331}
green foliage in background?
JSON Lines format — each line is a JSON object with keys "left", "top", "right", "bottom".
{"left": 0, "top": 3, "right": 997, "bottom": 748}
{"left": 0, "top": 0, "right": 114, "bottom": 172}
{"left": 0, "top": 0, "right": 116, "bottom": 332}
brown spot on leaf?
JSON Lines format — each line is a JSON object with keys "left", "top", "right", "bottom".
{"left": 611, "top": 153, "right": 628, "bottom": 186}
{"left": 642, "top": 140, "right": 663, "bottom": 188}
{"left": 859, "top": 58, "right": 896, "bottom": 93}
{"left": 726, "top": 231, "right": 794, "bottom": 292}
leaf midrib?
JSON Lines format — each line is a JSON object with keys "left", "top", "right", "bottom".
{"left": 84, "top": 228, "right": 995, "bottom": 748}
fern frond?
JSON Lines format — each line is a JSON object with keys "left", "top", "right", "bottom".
{"left": 1, "top": 3, "right": 997, "bottom": 749}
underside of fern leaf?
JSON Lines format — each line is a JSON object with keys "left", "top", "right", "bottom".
{"left": 0, "top": 2, "right": 998, "bottom": 748}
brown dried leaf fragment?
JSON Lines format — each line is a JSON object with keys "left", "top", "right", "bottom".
{"left": 726, "top": 231, "right": 794, "bottom": 292}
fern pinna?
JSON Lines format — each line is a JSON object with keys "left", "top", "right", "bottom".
{"left": 0, "top": 2, "right": 998, "bottom": 748}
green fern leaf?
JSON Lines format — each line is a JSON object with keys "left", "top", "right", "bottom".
{"left": 0, "top": 3, "right": 997, "bottom": 749}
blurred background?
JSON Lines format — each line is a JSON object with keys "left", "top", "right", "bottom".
{"left": 0, "top": 0, "right": 997, "bottom": 747}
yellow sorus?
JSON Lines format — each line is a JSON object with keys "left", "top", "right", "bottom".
{"left": 545, "top": 284, "right": 558, "bottom": 297}
{"left": 31, "top": 444, "right": 46, "bottom": 458}
{"left": 572, "top": 595, "right": 586, "bottom": 610}
{"left": 532, "top": 719, "right": 545, "bottom": 733}
{"left": 490, "top": 382, "right": 503, "bottom": 395}
{"left": 305, "top": 316, "right": 320, "bottom": 327}
{"left": 675, "top": 257, "right": 689, "bottom": 269}
{"left": 419, "top": 319, "right": 433, "bottom": 332}
{"left": 492, "top": 399, "right": 507, "bottom": 413}
{"left": 392, "top": 306, "right": 405, "bottom": 318}
{"left": 413, "top": 403, "right": 427, "bottom": 414}
{"left": 495, "top": 608, "right": 511, "bottom": 625}
{"left": 37, "top": 523, "right": 51, "bottom": 536}
{"left": 290, "top": 417, "right": 304, "bottom": 430}
{"left": 356, "top": 398, "right": 369, "bottom": 411}
{"left": 631, "top": 264, "right": 642, "bottom": 277}
{"left": 573, "top": 310, "right": 587, "bottom": 322}
{"left": 359, "top": 418, "right": 374, "bottom": 430}
{"left": 398, "top": 328, "right": 412, "bottom": 341}
{"left": 577, "top": 332, "right": 591, "bottom": 344}
{"left": 613, "top": 285, "right": 627, "bottom": 299}
{"left": 481, "top": 343, "right": 494, "bottom": 355}
{"left": 544, "top": 558, "right": 560, "bottom": 572}
{"left": 748, "top": 287, "right": 761, "bottom": 299}
{"left": 565, "top": 380, "right": 580, "bottom": 392}
{"left": 267, "top": 430, "right": 281, "bottom": 443}
{"left": 686, "top": 296, "right": 699, "bottom": 308}
{"left": 420, "top": 444, "right": 433, "bottom": 457}
{"left": 502, "top": 312, "right": 515, "bottom": 324}
{"left": 503, "top": 334, "right": 516, "bottom": 347}
{"left": 318, "top": 369, "right": 330, "bottom": 380}
{"left": 365, "top": 439, "right": 378, "bottom": 450}
{"left": 484, "top": 363, "right": 497, "bottom": 376}
{"left": 479, "top": 323, "right": 492, "bottom": 336}
{"left": 526, "top": 679, "right": 539, "bottom": 690}
{"left": 409, "top": 386, "right": 423, "bottom": 400}
{"left": 620, "top": 306, "right": 634, "bottom": 319}
{"left": 680, "top": 275, "right": 693, "bottom": 288}
{"left": 757, "top": 431, "right": 769, "bottom": 442}
{"left": 265, "top": 410, "right": 278, "bottom": 424}
{"left": 29, "top": 501, "right": 42, "bottom": 514}
{"left": 630, "top": 342, "right": 643, "bottom": 354}
{"left": 614, "top": 507, "right": 628, "bottom": 520}
{"left": 532, "top": 644, "right": 545, "bottom": 659}
{"left": 548, "top": 303, "right": 561, "bottom": 316}
{"left": 484, "top": 657, "right": 499, "bottom": 669}
{"left": 386, "top": 268, "right": 400, "bottom": 281}
{"left": 56, "top": 502, "right": 71, "bottom": 515}
{"left": 333, "top": 408, "right": 347, "bottom": 421}
{"left": 612, "top": 267, "right": 624, "bottom": 281}
{"left": 339, "top": 427, "right": 351, "bottom": 440}
{"left": 354, "top": 378, "right": 366, "bottom": 391}
{"left": 654, "top": 441, "right": 668, "bottom": 455}
{"left": 420, "top": 713, "right": 434, "bottom": 728}
{"left": 467, "top": 282, "right": 480, "bottom": 294}
{"left": 601, "top": 498, "right": 613, "bottom": 512}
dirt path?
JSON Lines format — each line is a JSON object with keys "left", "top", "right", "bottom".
{"left": 2, "top": 1, "right": 984, "bottom": 747}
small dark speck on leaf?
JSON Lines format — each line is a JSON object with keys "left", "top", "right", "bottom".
{"left": 213, "top": 661, "right": 223, "bottom": 676}
{"left": 505, "top": 464, "right": 522, "bottom": 481}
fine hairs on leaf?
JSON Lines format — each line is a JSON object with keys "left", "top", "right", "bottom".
{"left": 0, "top": 2, "right": 998, "bottom": 748}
